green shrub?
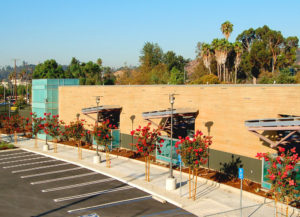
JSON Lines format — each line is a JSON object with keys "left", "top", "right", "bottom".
{"left": 276, "top": 68, "right": 295, "bottom": 84}
{"left": 191, "top": 74, "right": 220, "bottom": 84}
{"left": 0, "top": 142, "right": 15, "bottom": 150}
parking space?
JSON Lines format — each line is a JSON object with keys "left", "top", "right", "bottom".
{"left": 0, "top": 149, "right": 195, "bottom": 217}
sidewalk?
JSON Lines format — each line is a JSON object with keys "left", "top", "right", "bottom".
{"left": 2, "top": 135, "right": 299, "bottom": 217}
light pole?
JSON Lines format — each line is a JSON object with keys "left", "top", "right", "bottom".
{"left": 93, "top": 96, "right": 101, "bottom": 164}
{"left": 166, "top": 93, "right": 177, "bottom": 190}
{"left": 169, "top": 93, "right": 175, "bottom": 178}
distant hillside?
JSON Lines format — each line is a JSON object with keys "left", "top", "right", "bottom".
{"left": 296, "top": 48, "right": 300, "bottom": 65}
{"left": 184, "top": 59, "right": 199, "bottom": 77}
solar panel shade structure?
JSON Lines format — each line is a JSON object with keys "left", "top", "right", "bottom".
{"left": 245, "top": 116, "right": 300, "bottom": 148}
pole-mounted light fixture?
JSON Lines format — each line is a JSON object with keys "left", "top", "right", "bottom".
{"left": 169, "top": 93, "right": 175, "bottom": 179}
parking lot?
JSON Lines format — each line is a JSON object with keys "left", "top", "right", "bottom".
{"left": 0, "top": 149, "right": 195, "bottom": 217}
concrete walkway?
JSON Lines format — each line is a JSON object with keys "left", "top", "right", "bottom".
{"left": 2, "top": 135, "right": 299, "bottom": 217}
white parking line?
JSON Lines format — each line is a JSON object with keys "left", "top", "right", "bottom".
{"left": 3, "top": 160, "right": 58, "bottom": 169}
{"left": 0, "top": 151, "right": 29, "bottom": 157}
{"left": 67, "top": 195, "right": 152, "bottom": 213}
{"left": 0, "top": 157, "right": 47, "bottom": 165}
{"left": 31, "top": 172, "right": 98, "bottom": 185}
{"left": 21, "top": 167, "right": 82, "bottom": 178}
{"left": 0, "top": 154, "right": 36, "bottom": 161}
{"left": 54, "top": 185, "right": 134, "bottom": 202}
{"left": 42, "top": 178, "right": 114, "bottom": 192}
{"left": 12, "top": 163, "right": 70, "bottom": 173}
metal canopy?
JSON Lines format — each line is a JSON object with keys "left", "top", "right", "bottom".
{"left": 82, "top": 105, "right": 122, "bottom": 115}
{"left": 142, "top": 108, "right": 198, "bottom": 137}
{"left": 81, "top": 105, "right": 122, "bottom": 124}
{"left": 245, "top": 116, "right": 300, "bottom": 148}
{"left": 142, "top": 108, "right": 198, "bottom": 119}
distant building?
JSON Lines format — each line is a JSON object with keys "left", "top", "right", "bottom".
{"left": 1, "top": 79, "right": 30, "bottom": 88}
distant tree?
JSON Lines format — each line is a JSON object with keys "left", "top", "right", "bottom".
{"left": 150, "top": 63, "right": 168, "bottom": 84}
{"left": 236, "top": 28, "right": 256, "bottom": 52}
{"left": 163, "top": 51, "right": 188, "bottom": 72}
{"left": 169, "top": 67, "right": 184, "bottom": 84}
{"left": 197, "top": 43, "right": 213, "bottom": 74}
{"left": 139, "top": 42, "right": 163, "bottom": 68}
{"left": 256, "top": 26, "right": 284, "bottom": 74}
{"left": 233, "top": 42, "right": 243, "bottom": 83}
{"left": 211, "top": 38, "right": 232, "bottom": 82}
{"left": 32, "top": 59, "right": 65, "bottom": 79}
{"left": 221, "top": 21, "right": 233, "bottom": 40}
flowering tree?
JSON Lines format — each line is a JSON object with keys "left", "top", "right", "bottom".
{"left": 131, "top": 122, "right": 163, "bottom": 182}
{"left": 66, "top": 118, "right": 87, "bottom": 159}
{"left": 43, "top": 113, "right": 62, "bottom": 153}
{"left": 256, "top": 147, "right": 299, "bottom": 217}
{"left": 175, "top": 130, "right": 212, "bottom": 200}
{"left": 31, "top": 112, "right": 44, "bottom": 148}
{"left": 93, "top": 120, "right": 113, "bottom": 167}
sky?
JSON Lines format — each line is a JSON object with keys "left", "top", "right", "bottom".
{"left": 0, "top": 0, "right": 299, "bottom": 68}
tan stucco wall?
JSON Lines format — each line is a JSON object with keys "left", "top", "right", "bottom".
{"left": 59, "top": 85, "right": 300, "bottom": 159}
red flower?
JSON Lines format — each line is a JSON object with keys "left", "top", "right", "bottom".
{"left": 30, "top": 112, "right": 33, "bottom": 116}
{"left": 256, "top": 153, "right": 263, "bottom": 159}
{"left": 194, "top": 160, "right": 199, "bottom": 165}
{"left": 278, "top": 147, "right": 285, "bottom": 153}
{"left": 291, "top": 147, "right": 296, "bottom": 153}
{"left": 288, "top": 179, "right": 295, "bottom": 186}
{"left": 130, "top": 130, "right": 135, "bottom": 136}
{"left": 269, "top": 174, "right": 275, "bottom": 180}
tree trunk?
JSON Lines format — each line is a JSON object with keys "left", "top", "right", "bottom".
{"left": 253, "top": 76, "right": 257, "bottom": 85}
{"left": 78, "top": 140, "right": 82, "bottom": 160}
{"left": 54, "top": 138, "right": 57, "bottom": 153}
{"left": 271, "top": 56, "right": 276, "bottom": 76}
{"left": 223, "top": 64, "right": 226, "bottom": 82}
{"left": 145, "top": 156, "right": 147, "bottom": 181}
{"left": 147, "top": 156, "right": 150, "bottom": 182}
{"left": 106, "top": 145, "right": 110, "bottom": 168}
{"left": 235, "top": 67, "right": 237, "bottom": 84}
{"left": 35, "top": 136, "right": 38, "bottom": 149}
{"left": 193, "top": 168, "right": 198, "bottom": 201}
{"left": 14, "top": 131, "right": 17, "bottom": 145}
{"left": 285, "top": 197, "right": 289, "bottom": 217}
{"left": 189, "top": 167, "right": 191, "bottom": 199}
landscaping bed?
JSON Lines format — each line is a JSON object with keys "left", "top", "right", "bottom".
{"left": 0, "top": 141, "right": 17, "bottom": 150}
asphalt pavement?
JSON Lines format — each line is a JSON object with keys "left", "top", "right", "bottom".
{"left": 0, "top": 149, "right": 195, "bottom": 217}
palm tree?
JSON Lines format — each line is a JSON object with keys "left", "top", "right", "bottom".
{"left": 233, "top": 42, "right": 243, "bottom": 84}
{"left": 221, "top": 21, "right": 234, "bottom": 40}
{"left": 212, "top": 39, "right": 232, "bottom": 82}
{"left": 198, "top": 43, "right": 213, "bottom": 74}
